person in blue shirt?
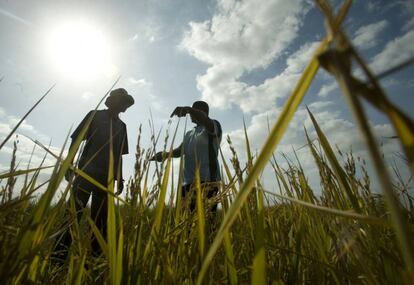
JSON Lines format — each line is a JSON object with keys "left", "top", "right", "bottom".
{"left": 151, "top": 101, "right": 222, "bottom": 213}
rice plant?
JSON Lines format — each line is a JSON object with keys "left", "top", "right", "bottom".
{"left": 0, "top": 0, "right": 413, "bottom": 284}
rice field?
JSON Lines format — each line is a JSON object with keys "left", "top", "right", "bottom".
{"left": 1, "top": 1, "right": 413, "bottom": 284}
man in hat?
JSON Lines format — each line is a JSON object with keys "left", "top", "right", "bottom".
{"left": 151, "top": 101, "right": 222, "bottom": 213}
{"left": 55, "top": 88, "right": 134, "bottom": 258}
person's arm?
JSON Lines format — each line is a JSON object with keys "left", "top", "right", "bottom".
{"left": 116, "top": 125, "right": 128, "bottom": 195}
{"left": 150, "top": 142, "right": 183, "bottom": 162}
{"left": 170, "top": 106, "right": 215, "bottom": 133}
{"left": 115, "top": 156, "right": 124, "bottom": 195}
{"left": 65, "top": 111, "right": 93, "bottom": 181}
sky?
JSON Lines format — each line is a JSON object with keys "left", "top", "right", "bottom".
{"left": 0, "top": 0, "right": 413, "bottom": 199}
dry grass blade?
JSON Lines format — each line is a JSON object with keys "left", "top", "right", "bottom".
{"left": 195, "top": 171, "right": 205, "bottom": 259}
{"left": 315, "top": 0, "right": 414, "bottom": 278}
{"left": 260, "top": 188, "right": 410, "bottom": 228}
{"left": 372, "top": 56, "right": 414, "bottom": 81}
{"left": 333, "top": 58, "right": 414, "bottom": 278}
{"left": 307, "top": 108, "right": 361, "bottom": 212}
{"left": 0, "top": 165, "right": 54, "bottom": 180}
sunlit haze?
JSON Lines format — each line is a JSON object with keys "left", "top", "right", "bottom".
{"left": 44, "top": 20, "right": 113, "bottom": 80}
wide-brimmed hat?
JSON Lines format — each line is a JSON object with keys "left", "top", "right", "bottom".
{"left": 105, "top": 88, "right": 135, "bottom": 109}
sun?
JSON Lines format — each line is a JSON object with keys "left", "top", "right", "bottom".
{"left": 44, "top": 20, "right": 113, "bottom": 80}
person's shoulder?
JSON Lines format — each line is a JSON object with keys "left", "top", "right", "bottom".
{"left": 212, "top": 119, "right": 221, "bottom": 127}
{"left": 184, "top": 127, "right": 195, "bottom": 139}
{"left": 86, "top": 109, "right": 105, "bottom": 117}
{"left": 98, "top": 109, "right": 109, "bottom": 116}
{"left": 211, "top": 119, "right": 222, "bottom": 134}
{"left": 116, "top": 117, "right": 127, "bottom": 130}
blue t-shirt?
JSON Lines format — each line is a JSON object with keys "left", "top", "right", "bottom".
{"left": 183, "top": 120, "right": 222, "bottom": 185}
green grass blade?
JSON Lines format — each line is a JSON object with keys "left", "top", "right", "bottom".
{"left": 251, "top": 185, "right": 266, "bottom": 284}
{"left": 87, "top": 217, "right": 108, "bottom": 256}
{"left": 107, "top": 121, "right": 118, "bottom": 285}
{"left": 116, "top": 215, "right": 124, "bottom": 285}
{"left": 143, "top": 120, "right": 180, "bottom": 262}
{"left": 195, "top": 169, "right": 205, "bottom": 259}
{"left": 73, "top": 252, "right": 86, "bottom": 285}
{"left": 243, "top": 118, "right": 253, "bottom": 165}
{"left": 223, "top": 231, "right": 238, "bottom": 285}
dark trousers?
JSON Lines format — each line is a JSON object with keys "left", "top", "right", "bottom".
{"left": 181, "top": 182, "right": 219, "bottom": 213}
{"left": 55, "top": 175, "right": 108, "bottom": 257}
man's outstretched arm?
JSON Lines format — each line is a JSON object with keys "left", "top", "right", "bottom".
{"left": 150, "top": 142, "right": 183, "bottom": 162}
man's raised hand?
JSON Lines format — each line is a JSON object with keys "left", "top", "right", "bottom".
{"left": 170, "top": 106, "right": 190, "bottom": 118}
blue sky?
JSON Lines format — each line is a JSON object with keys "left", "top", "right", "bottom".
{"left": 0, "top": 0, "right": 413, "bottom": 196}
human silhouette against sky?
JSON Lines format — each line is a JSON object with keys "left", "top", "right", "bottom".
{"left": 54, "top": 88, "right": 134, "bottom": 259}
{"left": 151, "top": 101, "right": 222, "bottom": 213}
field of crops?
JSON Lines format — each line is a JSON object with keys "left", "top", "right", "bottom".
{"left": 1, "top": 1, "right": 414, "bottom": 284}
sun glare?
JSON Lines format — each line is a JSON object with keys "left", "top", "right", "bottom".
{"left": 45, "top": 20, "right": 113, "bottom": 80}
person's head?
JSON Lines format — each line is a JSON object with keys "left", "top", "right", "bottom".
{"left": 191, "top": 101, "right": 209, "bottom": 124}
{"left": 105, "top": 88, "right": 134, "bottom": 114}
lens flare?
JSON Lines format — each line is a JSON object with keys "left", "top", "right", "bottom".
{"left": 44, "top": 20, "right": 113, "bottom": 80}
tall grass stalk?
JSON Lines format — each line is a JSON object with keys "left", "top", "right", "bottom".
{"left": 1, "top": 1, "right": 413, "bottom": 283}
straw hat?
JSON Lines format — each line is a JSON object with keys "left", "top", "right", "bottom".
{"left": 105, "top": 88, "right": 134, "bottom": 109}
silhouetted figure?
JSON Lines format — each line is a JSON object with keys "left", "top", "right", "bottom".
{"left": 54, "top": 88, "right": 134, "bottom": 260}
{"left": 151, "top": 101, "right": 222, "bottom": 214}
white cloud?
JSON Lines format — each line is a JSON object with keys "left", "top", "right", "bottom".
{"left": 370, "top": 29, "right": 414, "bottom": 74}
{"left": 128, "top": 77, "right": 152, "bottom": 87}
{"left": 82, "top": 91, "right": 96, "bottom": 100}
{"left": 0, "top": 109, "right": 64, "bottom": 199}
{"left": 352, "top": 20, "right": 388, "bottom": 50}
{"left": 366, "top": 2, "right": 379, "bottom": 13}
{"left": 179, "top": 0, "right": 412, "bottom": 194}
{"left": 381, "top": 78, "right": 399, "bottom": 88}
{"left": 307, "top": 101, "right": 334, "bottom": 110}
{"left": 317, "top": 81, "right": 337, "bottom": 97}
{"left": 222, "top": 101, "right": 403, "bottom": 193}
{"left": 129, "top": 34, "right": 139, "bottom": 41}
{"left": 0, "top": 122, "right": 12, "bottom": 136}
{"left": 129, "top": 20, "right": 164, "bottom": 43}
{"left": 181, "top": 0, "right": 311, "bottom": 113}
{"left": 403, "top": 17, "right": 414, "bottom": 31}
{"left": 400, "top": 0, "right": 414, "bottom": 13}
{"left": 0, "top": 109, "right": 56, "bottom": 172}
{"left": 4, "top": 117, "right": 49, "bottom": 143}
{"left": 195, "top": 41, "right": 320, "bottom": 113}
